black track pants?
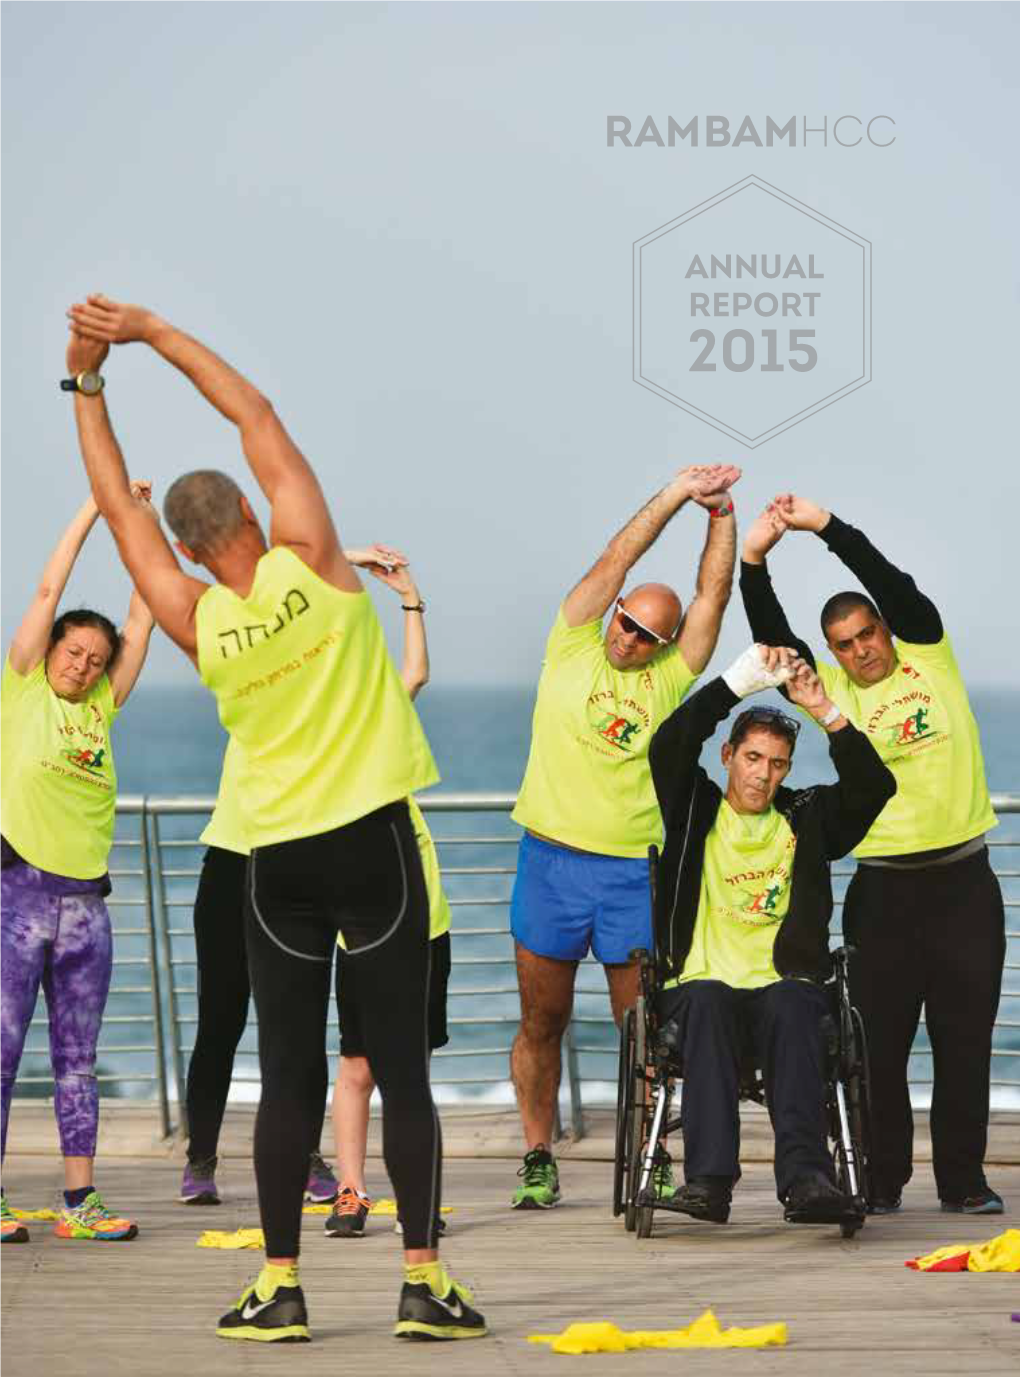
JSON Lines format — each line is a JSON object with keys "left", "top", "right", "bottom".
{"left": 659, "top": 978, "right": 833, "bottom": 1199}
{"left": 844, "top": 848, "right": 1004, "bottom": 1202}
{"left": 185, "top": 846, "right": 328, "bottom": 1166}
{"left": 247, "top": 801, "right": 439, "bottom": 1257}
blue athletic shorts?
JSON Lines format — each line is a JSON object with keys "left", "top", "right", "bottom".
{"left": 509, "top": 832, "right": 653, "bottom": 964}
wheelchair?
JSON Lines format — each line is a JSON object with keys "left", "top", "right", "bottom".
{"left": 612, "top": 850, "right": 872, "bottom": 1241}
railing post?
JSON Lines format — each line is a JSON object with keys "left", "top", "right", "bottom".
{"left": 562, "top": 1024, "right": 585, "bottom": 1142}
{"left": 139, "top": 800, "right": 171, "bottom": 1140}
{"left": 150, "top": 811, "right": 187, "bottom": 1136}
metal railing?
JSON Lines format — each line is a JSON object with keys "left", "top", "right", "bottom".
{"left": 13, "top": 793, "right": 1020, "bottom": 1141}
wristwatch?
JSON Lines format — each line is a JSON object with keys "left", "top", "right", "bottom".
{"left": 401, "top": 602, "right": 426, "bottom": 613}
{"left": 60, "top": 371, "right": 105, "bottom": 396}
{"left": 820, "top": 703, "right": 842, "bottom": 727}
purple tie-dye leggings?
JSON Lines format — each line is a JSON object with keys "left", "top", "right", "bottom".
{"left": 1, "top": 862, "right": 113, "bottom": 1160}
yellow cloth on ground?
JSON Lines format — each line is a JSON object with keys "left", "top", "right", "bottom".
{"left": 528, "top": 1309, "right": 787, "bottom": 1353}
{"left": 197, "top": 1227, "right": 265, "bottom": 1249}
{"left": 9, "top": 1207, "right": 59, "bottom": 1221}
{"left": 905, "top": 1229, "right": 1020, "bottom": 1273}
{"left": 969, "top": 1229, "right": 1020, "bottom": 1272}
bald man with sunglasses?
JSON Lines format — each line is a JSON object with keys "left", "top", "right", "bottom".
{"left": 508, "top": 464, "right": 740, "bottom": 1211}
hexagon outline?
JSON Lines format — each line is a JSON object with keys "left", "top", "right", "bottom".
{"left": 632, "top": 176, "right": 871, "bottom": 448}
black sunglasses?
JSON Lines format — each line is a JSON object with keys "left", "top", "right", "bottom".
{"left": 615, "top": 599, "right": 670, "bottom": 646}
{"left": 734, "top": 706, "right": 801, "bottom": 738}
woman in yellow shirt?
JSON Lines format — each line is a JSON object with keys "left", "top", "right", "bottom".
{"left": 1, "top": 483, "right": 154, "bottom": 1245}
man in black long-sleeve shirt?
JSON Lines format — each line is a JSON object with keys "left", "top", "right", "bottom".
{"left": 739, "top": 494, "right": 1005, "bottom": 1216}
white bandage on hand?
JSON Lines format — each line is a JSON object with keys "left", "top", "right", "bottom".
{"left": 722, "top": 644, "right": 793, "bottom": 699}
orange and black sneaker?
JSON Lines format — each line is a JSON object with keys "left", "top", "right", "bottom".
{"left": 54, "top": 1190, "right": 138, "bottom": 1241}
{"left": 324, "top": 1185, "right": 371, "bottom": 1238}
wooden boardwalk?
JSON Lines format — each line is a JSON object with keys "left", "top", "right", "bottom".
{"left": 2, "top": 1108, "right": 1018, "bottom": 1375}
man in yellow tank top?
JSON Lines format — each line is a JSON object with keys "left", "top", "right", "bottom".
{"left": 65, "top": 295, "right": 486, "bottom": 1343}
{"left": 509, "top": 463, "right": 740, "bottom": 1210}
{"left": 740, "top": 493, "right": 1005, "bottom": 1219}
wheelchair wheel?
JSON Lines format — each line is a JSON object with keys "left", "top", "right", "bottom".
{"left": 612, "top": 1008, "right": 635, "bottom": 1217}
{"left": 624, "top": 995, "right": 648, "bottom": 1233}
{"left": 636, "top": 1202, "right": 654, "bottom": 1239}
{"left": 848, "top": 1006, "right": 873, "bottom": 1201}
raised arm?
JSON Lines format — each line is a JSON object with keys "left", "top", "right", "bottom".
{"left": 739, "top": 504, "right": 816, "bottom": 670}
{"left": 344, "top": 545, "right": 429, "bottom": 699}
{"left": 108, "top": 585, "right": 155, "bottom": 707}
{"left": 67, "top": 332, "right": 208, "bottom": 664}
{"left": 785, "top": 661, "right": 896, "bottom": 856}
{"left": 773, "top": 494, "right": 943, "bottom": 644}
{"left": 8, "top": 492, "right": 102, "bottom": 675}
{"left": 562, "top": 464, "right": 740, "bottom": 628}
{"left": 67, "top": 295, "right": 359, "bottom": 594}
{"left": 675, "top": 499, "right": 736, "bottom": 675}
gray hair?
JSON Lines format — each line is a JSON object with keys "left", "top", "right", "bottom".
{"left": 163, "top": 470, "right": 246, "bottom": 556}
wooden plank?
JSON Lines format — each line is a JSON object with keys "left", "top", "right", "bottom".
{"left": 2, "top": 1157, "right": 1017, "bottom": 1375}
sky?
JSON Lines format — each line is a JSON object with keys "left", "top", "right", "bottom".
{"left": 2, "top": 1, "right": 1017, "bottom": 687}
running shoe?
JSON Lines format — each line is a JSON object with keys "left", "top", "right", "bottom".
{"left": 940, "top": 1186, "right": 1005, "bottom": 1215}
{"left": 1, "top": 1193, "right": 29, "bottom": 1244}
{"left": 324, "top": 1186, "right": 371, "bottom": 1238}
{"left": 511, "top": 1146, "right": 561, "bottom": 1210}
{"left": 180, "top": 1156, "right": 220, "bottom": 1206}
{"left": 652, "top": 1151, "right": 677, "bottom": 1201}
{"left": 394, "top": 1215, "right": 447, "bottom": 1237}
{"left": 304, "top": 1151, "right": 339, "bottom": 1204}
{"left": 217, "top": 1276, "right": 310, "bottom": 1343}
{"left": 866, "top": 1195, "right": 902, "bottom": 1215}
{"left": 54, "top": 1190, "right": 138, "bottom": 1241}
{"left": 394, "top": 1268, "right": 487, "bottom": 1341}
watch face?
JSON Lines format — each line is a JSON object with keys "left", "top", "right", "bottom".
{"left": 79, "top": 371, "right": 103, "bottom": 396}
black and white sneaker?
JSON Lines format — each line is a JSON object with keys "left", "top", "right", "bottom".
{"left": 394, "top": 1270, "right": 487, "bottom": 1341}
{"left": 216, "top": 1278, "right": 311, "bottom": 1343}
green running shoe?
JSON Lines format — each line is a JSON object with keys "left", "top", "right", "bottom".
{"left": 511, "top": 1146, "right": 561, "bottom": 1210}
{"left": 652, "top": 1151, "right": 676, "bottom": 1201}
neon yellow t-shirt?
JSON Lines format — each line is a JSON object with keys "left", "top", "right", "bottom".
{"left": 406, "top": 797, "right": 451, "bottom": 940}
{"left": 813, "top": 634, "right": 996, "bottom": 858}
{"left": 512, "top": 608, "right": 698, "bottom": 858}
{"left": 1, "top": 656, "right": 119, "bottom": 878}
{"left": 200, "top": 736, "right": 247, "bottom": 856}
{"left": 196, "top": 546, "right": 438, "bottom": 849}
{"left": 666, "top": 801, "right": 796, "bottom": 991}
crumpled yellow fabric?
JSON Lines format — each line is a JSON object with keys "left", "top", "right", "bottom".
{"left": 528, "top": 1309, "right": 787, "bottom": 1353}
{"left": 9, "top": 1207, "right": 59, "bottom": 1221}
{"left": 197, "top": 1227, "right": 265, "bottom": 1250}
{"left": 968, "top": 1229, "right": 1020, "bottom": 1272}
{"left": 906, "top": 1229, "right": 1020, "bottom": 1273}
{"left": 302, "top": 1197, "right": 454, "bottom": 1216}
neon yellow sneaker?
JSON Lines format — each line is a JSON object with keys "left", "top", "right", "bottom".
{"left": 394, "top": 1268, "right": 487, "bottom": 1341}
{"left": 217, "top": 1274, "right": 311, "bottom": 1343}
{"left": 54, "top": 1190, "right": 138, "bottom": 1241}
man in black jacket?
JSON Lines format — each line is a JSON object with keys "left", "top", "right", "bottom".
{"left": 648, "top": 644, "right": 895, "bottom": 1224}
{"left": 740, "top": 496, "right": 1005, "bottom": 1217}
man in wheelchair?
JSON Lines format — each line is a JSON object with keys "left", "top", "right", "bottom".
{"left": 645, "top": 643, "right": 896, "bottom": 1226}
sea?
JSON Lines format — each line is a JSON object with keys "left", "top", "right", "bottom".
{"left": 15, "top": 684, "right": 1020, "bottom": 1113}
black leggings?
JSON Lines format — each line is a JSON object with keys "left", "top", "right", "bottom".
{"left": 845, "top": 847, "right": 1005, "bottom": 1201}
{"left": 184, "top": 846, "right": 328, "bottom": 1164}
{"left": 248, "top": 800, "right": 440, "bottom": 1256}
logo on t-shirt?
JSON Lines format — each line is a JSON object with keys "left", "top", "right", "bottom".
{"left": 62, "top": 745, "right": 107, "bottom": 775}
{"left": 586, "top": 692, "right": 650, "bottom": 753}
{"left": 886, "top": 704, "right": 936, "bottom": 748}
